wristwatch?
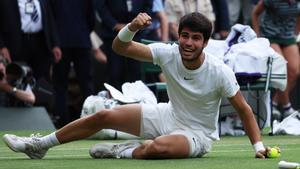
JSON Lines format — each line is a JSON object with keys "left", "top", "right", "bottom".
{"left": 11, "top": 87, "right": 17, "bottom": 94}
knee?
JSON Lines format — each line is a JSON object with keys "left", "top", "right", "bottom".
{"left": 144, "top": 139, "right": 171, "bottom": 157}
{"left": 83, "top": 109, "right": 111, "bottom": 127}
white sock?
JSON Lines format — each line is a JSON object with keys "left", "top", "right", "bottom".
{"left": 120, "top": 147, "right": 135, "bottom": 158}
{"left": 283, "top": 103, "right": 291, "bottom": 109}
{"left": 40, "top": 132, "right": 60, "bottom": 149}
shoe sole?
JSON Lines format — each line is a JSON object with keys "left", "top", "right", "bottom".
{"left": 3, "top": 134, "right": 20, "bottom": 152}
{"left": 89, "top": 143, "right": 114, "bottom": 158}
{"left": 89, "top": 141, "right": 141, "bottom": 159}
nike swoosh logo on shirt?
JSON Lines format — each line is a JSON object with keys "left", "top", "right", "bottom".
{"left": 184, "top": 77, "right": 193, "bottom": 80}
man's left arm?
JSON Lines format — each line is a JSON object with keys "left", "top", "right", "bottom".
{"left": 228, "top": 91, "right": 267, "bottom": 158}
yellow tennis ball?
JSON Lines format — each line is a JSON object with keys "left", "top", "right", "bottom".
{"left": 267, "top": 147, "right": 280, "bottom": 158}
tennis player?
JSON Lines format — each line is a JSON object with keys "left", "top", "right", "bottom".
{"left": 3, "top": 12, "right": 268, "bottom": 159}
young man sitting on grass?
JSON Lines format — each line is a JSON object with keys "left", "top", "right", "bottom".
{"left": 3, "top": 12, "right": 269, "bottom": 159}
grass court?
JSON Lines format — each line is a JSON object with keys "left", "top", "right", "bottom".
{"left": 0, "top": 130, "right": 299, "bottom": 169}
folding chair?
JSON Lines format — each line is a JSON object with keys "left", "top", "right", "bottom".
{"left": 219, "top": 56, "right": 275, "bottom": 135}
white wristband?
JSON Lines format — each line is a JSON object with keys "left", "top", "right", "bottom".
{"left": 117, "top": 24, "right": 137, "bottom": 42}
{"left": 253, "top": 141, "right": 265, "bottom": 153}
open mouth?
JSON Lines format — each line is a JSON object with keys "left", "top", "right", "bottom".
{"left": 183, "top": 48, "right": 194, "bottom": 56}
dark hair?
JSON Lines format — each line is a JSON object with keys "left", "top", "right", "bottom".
{"left": 178, "top": 12, "right": 213, "bottom": 42}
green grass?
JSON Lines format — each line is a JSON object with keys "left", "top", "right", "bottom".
{"left": 0, "top": 131, "right": 299, "bottom": 169}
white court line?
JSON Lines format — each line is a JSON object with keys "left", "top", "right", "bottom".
{"left": 0, "top": 148, "right": 299, "bottom": 160}
{"left": 0, "top": 147, "right": 89, "bottom": 151}
{"left": 0, "top": 154, "right": 88, "bottom": 160}
{"left": 211, "top": 147, "right": 300, "bottom": 153}
{"left": 0, "top": 142, "right": 299, "bottom": 152}
{"left": 213, "top": 142, "right": 300, "bottom": 147}
{"left": 0, "top": 141, "right": 298, "bottom": 151}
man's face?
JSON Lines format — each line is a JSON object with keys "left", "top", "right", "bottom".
{"left": 178, "top": 27, "right": 207, "bottom": 62}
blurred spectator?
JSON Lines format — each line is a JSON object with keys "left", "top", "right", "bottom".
{"left": 91, "top": 14, "right": 108, "bottom": 92}
{"left": 0, "top": 0, "right": 61, "bottom": 82}
{"left": 139, "top": 0, "right": 169, "bottom": 83}
{"left": 90, "top": 31, "right": 107, "bottom": 64}
{"left": 50, "top": 0, "right": 95, "bottom": 127}
{"left": 142, "top": 0, "right": 169, "bottom": 41}
{"left": 252, "top": 0, "right": 300, "bottom": 119}
{"left": 165, "top": 0, "right": 215, "bottom": 40}
{"left": 95, "top": 0, "right": 153, "bottom": 90}
{"left": 0, "top": 56, "right": 35, "bottom": 106}
{"left": 211, "top": 0, "right": 230, "bottom": 40}
{"left": 90, "top": 30, "right": 108, "bottom": 92}
{"left": 226, "top": 0, "right": 255, "bottom": 27}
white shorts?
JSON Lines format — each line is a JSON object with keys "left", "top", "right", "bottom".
{"left": 140, "top": 103, "right": 212, "bottom": 157}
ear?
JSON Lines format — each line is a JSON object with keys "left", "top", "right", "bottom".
{"left": 203, "top": 40, "right": 209, "bottom": 48}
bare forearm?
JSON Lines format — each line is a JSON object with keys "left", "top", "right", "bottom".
{"left": 14, "top": 90, "right": 35, "bottom": 104}
{"left": 0, "top": 82, "right": 35, "bottom": 104}
{"left": 239, "top": 106, "right": 262, "bottom": 145}
{"left": 157, "top": 12, "right": 169, "bottom": 41}
{"left": 229, "top": 91, "right": 267, "bottom": 158}
{"left": 229, "top": 91, "right": 262, "bottom": 144}
{"left": 169, "top": 23, "right": 179, "bottom": 40}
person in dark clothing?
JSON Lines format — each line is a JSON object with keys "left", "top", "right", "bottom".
{"left": 95, "top": 0, "right": 153, "bottom": 90}
{"left": 50, "top": 0, "right": 95, "bottom": 127}
{"left": 210, "top": 0, "right": 230, "bottom": 40}
{"left": 0, "top": 0, "right": 61, "bottom": 81}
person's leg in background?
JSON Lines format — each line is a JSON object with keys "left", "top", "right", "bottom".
{"left": 53, "top": 49, "right": 71, "bottom": 128}
{"left": 227, "top": 0, "right": 241, "bottom": 26}
{"left": 271, "top": 43, "right": 300, "bottom": 119}
{"left": 19, "top": 32, "right": 52, "bottom": 82}
{"left": 241, "top": 0, "right": 255, "bottom": 25}
{"left": 102, "top": 38, "right": 126, "bottom": 90}
{"left": 72, "top": 48, "right": 94, "bottom": 121}
{"left": 126, "top": 58, "right": 141, "bottom": 83}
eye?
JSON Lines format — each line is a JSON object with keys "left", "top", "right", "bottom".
{"left": 181, "top": 34, "right": 189, "bottom": 39}
{"left": 192, "top": 36, "right": 202, "bottom": 41}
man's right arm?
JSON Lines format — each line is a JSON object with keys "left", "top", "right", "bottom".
{"left": 228, "top": 91, "right": 267, "bottom": 158}
{"left": 0, "top": 82, "right": 35, "bottom": 104}
{"left": 112, "top": 13, "right": 153, "bottom": 62}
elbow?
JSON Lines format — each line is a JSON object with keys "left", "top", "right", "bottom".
{"left": 112, "top": 37, "right": 123, "bottom": 56}
{"left": 112, "top": 37, "right": 131, "bottom": 58}
{"left": 112, "top": 38, "right": 119, "bottom": 53}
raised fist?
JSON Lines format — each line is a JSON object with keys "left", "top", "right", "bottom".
{"left": 128, "top": 13, "right": 152, "bottom": 32}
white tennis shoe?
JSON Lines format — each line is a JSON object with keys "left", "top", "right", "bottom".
{"left": 3, "top": 133, "right": 48, "bottom": 159}
{"left": 89, "top": 140, "right": 141, "bottom": 158}
{"left": 283, "top": 108, "right": 298, "bottom": 119}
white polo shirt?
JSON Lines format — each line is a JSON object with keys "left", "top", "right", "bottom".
{"left": 149, "top": 42, "right": 239, "bottom": 140}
